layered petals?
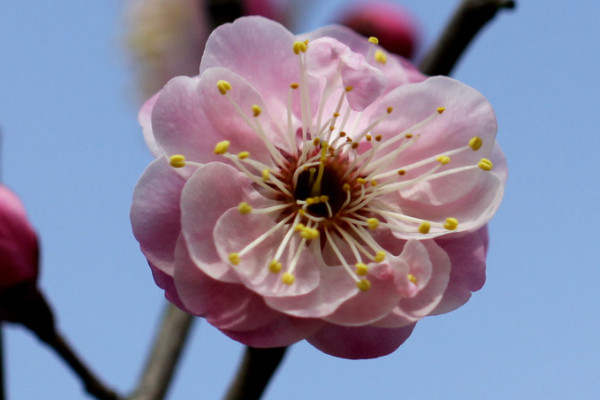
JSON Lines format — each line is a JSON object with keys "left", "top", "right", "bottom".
{"left": 131, "top": 16, "right": 506, "bottom": 359}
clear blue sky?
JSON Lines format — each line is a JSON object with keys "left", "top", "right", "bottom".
{"left": 1, "top": 1, "right": 599, "bottom": 399}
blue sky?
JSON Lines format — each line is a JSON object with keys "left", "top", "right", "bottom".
{"left": 1, "top": 0, "right": 599, "bottom": 399}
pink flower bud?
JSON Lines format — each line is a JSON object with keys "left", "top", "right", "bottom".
{"left": 339, "top": 1, "right": 420, "bottom": 59}
{"left": 0, "top": 184, "right": 38, "bottom": 292}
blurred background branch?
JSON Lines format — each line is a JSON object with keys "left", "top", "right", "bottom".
{"left": 419, "top": 0, "right": 516, "bottom": 75}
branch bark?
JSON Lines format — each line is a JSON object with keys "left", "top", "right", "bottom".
{"left": 224, "top": 346, "right": 287, "bottom": 400}
{"left": 419, "top": 0, "right": 516, "bottom": 76}
{"left": 127, "top": 303, "right": 195, "bottom": 400}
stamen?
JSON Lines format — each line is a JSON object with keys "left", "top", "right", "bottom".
{"left": 478, "top": 158, "right": 493, "bottom": 171}
{"left": 228, "top": 253, "right": 240, "bottom": 265}
{"left": 357, "top": 279, "right": 371, "bottom": 291}
{"left": 217, "top": 80, "right": 232, "bottom": 95}
{"left": 237, "top": 151, "right": 250, "bottom": 159}
{"left": 443, "top": 217, "right": 459, "bottom": 230}
{"left": 214, "top": 140, "right": 230, "bottom": 154}
{"left": 469, "top": 136, "right": 483, "bottom": 151}
{"left": 269, "top": 259, "right": 282, "bottom": 273}
{"left": 374, "top": 50, "right": 387, "bottom": 64}
{"left": 368, "top": 36, "right": 379, "bottom": 44}
{"left": 282, "top": 272, "right": 295, "bottom": 285}
{"left": 238, "top": 202, "right": 252, "bottom": 214}
{"left": 169, "top": 154, "right": 186, "bottom": 168}
{"left": 407, "top": 273, "right": 417, "bottom": 284}
{"left": 252, "top": 104, "right": 262, "bottom": 117}
{"left": 355, "top": 263, "right": 369, "bottom": 276}
{"left": 419, "top": 222, "right": 431, "bottom": 234}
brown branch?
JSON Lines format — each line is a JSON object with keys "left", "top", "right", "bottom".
{"left": 127, "top": 303, "right": 195, "bottom": 400}
{"left": 224, "top": 346, "right": 287, "bottom": 400}
{"left": 419, "top": 0, "right": 516, "bottom": 76}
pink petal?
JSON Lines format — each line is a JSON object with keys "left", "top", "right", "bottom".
{"left": 432, "top": 228, "right": 488, "bottom": 315}
{"left": 150, "top": 72, "right": 272, "bottom": 165}
{"left": 324, "top": 262, "right": 401, "bottom": 326}
{"left": 174, "top": 237, "right": 281, "bottom": 331}
{"left": 130, "top": 158, "right": 187, "bottom": 275}
{"left": 222, "top": 315, "right": 324, "bottom": 348}
{"left": 138, "top": 92, "right": 161, "bottom": 157}
{"left": 148, "top": 262, "right": 189, "bottom": 312}
{"left": 201, "top": 17, "right": 298, "bottom": 109}
{"left": 180, "top": 162, "right": 258, "bottom": 283}
{"left": 307, "top": 322, "right": 416, "bottom": 359}
{"left": 213, "top": 208, "right": 321, "bottom": 297}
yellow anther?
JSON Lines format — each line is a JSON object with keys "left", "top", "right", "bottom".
{"left": 313, "top": 137, "right": 320, "bottom": 146}
{"left": 436, "top": 107, "right": 446, "bottom": 114}
{"left": 262, "top": 169, "right": 270, "bottom": 181}
{"left": 329, "top": 126, "right": 335, "bottom": 131}
{"left": 407, "top": 273, "right": 417, "bottom": 284}
{"left": 368, "top": 36, "right": 379, "bottom": 44}
{"left": 357, "top": 178, "right": 367, "bottom": 185}
{"left": 367, "top": 218, "right": 379, "bottom": 230}
{"left": 282, "top": 272, "right": 295, "bottom": 285}
{"left": 419, "top": 221, "right": 431, "bottom": 234}
{"left": 345, "top": 86, "right": 353, "bottom": 92}
{"left": 374, "top": 251, "right": 386, "bottom": 263}
{"left": 351, "top": 142, "right": 359, "bottom": 149}
{"left": 303, "top": 39, "right": 309, "bottom": 45}
{"left": 290, "top": 83, "right": 299, "bottom": 89}
{"left": 339, "top": 131, "right": 346, "bottom": 137}
{"left": 268, "top": 259, "right": 282, "bottom": 274}
{"left": 333, "top": 112, "right": 340, "bottom": 117}
{"left": 217, "top": 80, "right": 232, "bottom": 95}
{"left": 298, "top": 209, "right": 307, "bottom": 216}
{"left": 478, "top": 158, "right": 493, "bottom": 171}
{"left": 252, "top": 104, "right": 262, "bottom": 117}
{"left": 386, "top": 106, "right": 393, "bottom": 114}
{"left": 300, "top": 227, "right": 319, "bottom": 240}
{"left": 405, "top": 133, "right": 413, "bottom": 139}
{"left": 443, "top": 217, "right": 459, "bottom": 231}
{"left": 305, "top": 197, "right": 315, "bottom": 205}
{"left": 366, "top": 134, "right": 372, "bottom": 141}
{"left": 346, "top": 137, "right": 353, "bottom": 143}
{"left": 375, "top": 135, "right": 382, "bottom": 141}
{"left": 355, "top": 263, "right": 369, "bottom": 276}
{"left": 293, "top": 40, "right": 307, "bottom": 54}
{"left": 370, "top": 180, "right": 377, "bottom": 186}
{"left": 237, "top": 151, "right": 250, "bottom": 159}
{"left": 294, "top": 223, "right": 306, "bottom": 232}
{"left": 375, "top": 50, "right": 387, "bottom": 64}
{"left": 357, "top": 279, "right": 372, "bottom": 292}
{"left": 213, "top": 140, "right": 230, "bottom": 155}
{"left": 342, "top": 183, "right": 351, "bottom": 192}
{"left": 228, "top": 253, "right": 240, "bottom": 265}
{"left": 469, "top": 136, "right": 483, "bottom": 151}
{"left": 238, "top": 202, "right": 252, "bottom": 215}
{"left": 437, "top": 155, "right": 451, "bottom": 165}
{"left": 397, "top": 169, "right": 406, "bottom": 176}
{"left": 319, "top": 195, "right": 329, "bottom": 202}
{"left": 169, "top": 154, "right": 186, "bottom": 168}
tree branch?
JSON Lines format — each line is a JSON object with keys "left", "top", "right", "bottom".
{"left": 127, "top": 303, "right": 195, "bottom": 400}
{"left": 224, "top": 346, "right": 287, "bottom": 400}
{"left": 419, "top": 0, "right": 516, "bottom": 76}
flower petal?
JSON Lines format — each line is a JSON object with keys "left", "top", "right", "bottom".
{"left": 307, "top": 322, "right": 416, "bottom": 359}
{"left": 432, "top": 228, "right": 488, "bottom": 315}
{"left": 180, "top": 162, "right": 259, "bottom": 283}
{"left": 131, "top": 158, "right": 187, "bottom": 275}
{"left": 173, "top": 237, "right": 281, "bottom": 331}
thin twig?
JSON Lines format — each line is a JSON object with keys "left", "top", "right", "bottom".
{"left": 419, "top": 0, "right": 516, "bottom": 76}
{"left": 224, "top": 346, "right": 288, "bottom": 400}
{"left": 127, "top": 303, "right": 195, "bottom": 400}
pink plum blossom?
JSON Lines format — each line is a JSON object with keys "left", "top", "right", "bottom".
{"left": 0, "top": 184, "right": 39, "bottom": 321}
{"left": 131, "top": 16, "right": 507, "bottom": 359}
